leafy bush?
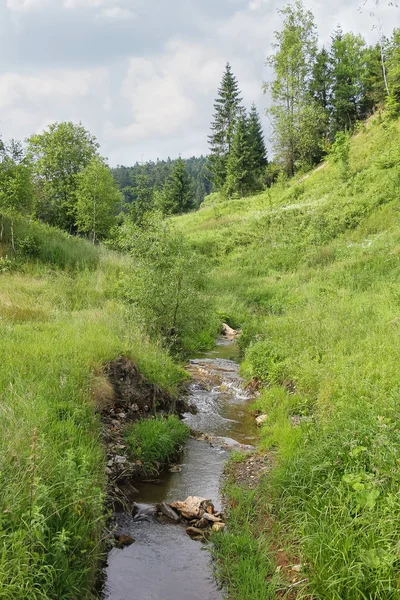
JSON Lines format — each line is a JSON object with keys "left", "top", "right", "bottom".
{"left": 125, "top": 416, "right": 189, "bottom": 472}
{"left": 115, "top": 212, "right": 216, "bottom": 354}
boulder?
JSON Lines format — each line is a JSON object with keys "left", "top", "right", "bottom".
{"left": 222, "top": 323, "right": 240, "bottom": 340}
{"left": 256, "top": 414, "right": 268, "bottom": 426}
{"left": 202, "top": 512, "right": 221, "bottom": 523}
{"left": 170, "top": 496, "right": 214, "bottom": 519}
{"left": 114, "top": 533, "right": 135, "bottom": 548}
{"left": 212, "top": 522, "right": 226, "bottom": 532}
{"left": 186, "top": 526, "right": 209, "bottom": 538}
{"left": 157, "top": 502, "right": 180, "bottom": 522}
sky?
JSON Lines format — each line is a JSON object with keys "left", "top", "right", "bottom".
{"left": 0, "top": 0, "right": 398, "bottom": 166}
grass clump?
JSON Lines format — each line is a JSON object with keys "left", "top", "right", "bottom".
{"left": 211, "top": 482, "right": 278, "bottom": 599}
{"left": 125, "top": 416, "right": 190, "bottom": 472}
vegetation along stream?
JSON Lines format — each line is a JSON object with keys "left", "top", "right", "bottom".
{"left": 103, "top": 340, "right": 257, "bottom": 600}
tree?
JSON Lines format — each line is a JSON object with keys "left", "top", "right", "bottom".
{"left": 225, "top": 111, "right": 253, "bottom": 198}
{"left": 129, "top": 166, "right": 154, "bottom": 225}
{"left": 310, "top": 48, "right": 331, "bottom": 114}
{"left": 115, "top": 212, "right": 212, "bottom": 353}
{"left": 75, "top": 156, "right": 121, "bottom": 243}
{"left": 157, "top": 158, "right": 194, "bottom": 215}
{"left": 208, "top": 63, "right": 243, "bottom": 190}
{"left": 387, "top": 28, "right": 400, "bottom": 114}
{"left": 363, "top": 42, "right": 390, "bottom": 108}
{"left": 28, "top": 122, "right": 99, "bottom": 232}
{"left": 265, "top": 0, "right": 323, "bottom": 175}
{"left": 0, "top": 140, "right": 33, "bottom": 249}
{"left": 329, "top": 29, "right": 368, "bottom": 133}
{"left": 247, "top": 103, "right": 268, "bottom": 188}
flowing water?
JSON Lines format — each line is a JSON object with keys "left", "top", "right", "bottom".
{"left": 103, "top": 340, "right": 256, "bottom": 600}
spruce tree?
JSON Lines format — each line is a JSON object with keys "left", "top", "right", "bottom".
{"left": 248, "top": 104, "right": 268, "bottom": 189}
{"left": 158, "top": 157, "right": 194, "bottom": 215}
{"left": 208, "top": 63, "right": 243, "bottom": 191}
{"left": 329, "top": 28, "right": 368, "bottom": 134}
{"left": 224, "top": 110, "right": 252, "bottom": 198}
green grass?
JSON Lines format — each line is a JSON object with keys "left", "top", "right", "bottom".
{"left": 0, "top": 222, "right": 187, "bottom": 599}
{"left": 174, "top": 114, "right": 400, "bottom": 598}
{"left": 125, "top": 416, "right": 190, "bottom": 472}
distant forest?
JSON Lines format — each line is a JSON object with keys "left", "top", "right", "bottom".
{"left": 112, "top": 156, "right": 212, "bottom": 211}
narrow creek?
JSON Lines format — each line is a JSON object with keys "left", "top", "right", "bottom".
{"left": 103, "top": 340, "right": 257, "bottom": 600}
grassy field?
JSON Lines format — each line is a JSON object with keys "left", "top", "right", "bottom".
{"left": 0, "top": 219, "right": 186, "bottom": 599}
{"left": 175, "top": 115, "right": 400, "bottom": 598}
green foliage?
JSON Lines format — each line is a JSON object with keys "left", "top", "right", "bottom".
{"left": 329, "top": 130, "right": 351, "bottom": 180}
{"left": 211, "top": 482, "right": 278, "bottom": 599}
{"left": 266, "top": 0, "right": 325, "bottom": 174}
{"left": 225, "top": 111, "right": 253, "bottom": 198}
{"left": 125, "top": 416, "right": 189, "bottom": 472}
{"left": 157, "top": 157, "right": 194, "bottom": 215}
{"left": 208, "top": 62, "right": 243, "bottom": 191}
{"left": 330, "top": 29, "right": 369, "bottom": 134}
{"left": 114, "top": 212, "right": 216, "bottom": 353}
{"left": 75, "top": 156, "right": 121, "bottom": 242}
{"left": 28, "top": 122, "right": 99, "bottom": 232}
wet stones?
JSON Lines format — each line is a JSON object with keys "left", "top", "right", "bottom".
{"left": 114, "top": 533, "right": 135, "bottom": 548}
{"left": 162, "top": 496, "right": 226, "bottom": 540}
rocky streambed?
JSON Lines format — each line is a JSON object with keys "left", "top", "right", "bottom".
{"left": 102, "top": 340, "right": 257, "bottom": 600}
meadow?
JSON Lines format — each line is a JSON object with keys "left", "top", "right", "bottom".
{"left": 175, "top": 115, "right": 400, "bottom": 598}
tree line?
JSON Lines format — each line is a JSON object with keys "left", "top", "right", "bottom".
{"left": 208, "top": 1, "right": 400, "bottom": 193}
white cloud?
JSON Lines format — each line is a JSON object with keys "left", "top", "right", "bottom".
{"left": 6, "top": 0, "right": 49, "bottom": 11}
{"left": 98, "top": 6, "right": 135, "bottom": 19}
{"left": 107, "top": 40, "right": 222, "bottom": 143}
{"left": 0, "top": 68, "right": 108, "bottom": 110}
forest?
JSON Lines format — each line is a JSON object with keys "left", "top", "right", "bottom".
{"left": 0, "top": 0, "right": 400, "bottom": 598}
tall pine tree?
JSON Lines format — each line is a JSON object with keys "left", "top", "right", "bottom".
{"left": 224, "top": 110, "right": 253, "bottom": 198}
{"left": 208, "top": 63, "right": 243, "bottom": 191}
{"left": 248, "top": 103, "right": 268, "bottom": 189}
{"left": 157, "top": 157, "right": 194, "bottom": 215}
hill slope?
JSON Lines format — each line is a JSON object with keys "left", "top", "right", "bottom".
{"left": 175, "top": 115, "right": 400, "bottom": 599}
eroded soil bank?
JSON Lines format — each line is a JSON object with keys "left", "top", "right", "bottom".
{"left": 101, "top": 341, "right": 256, "bottom": 600}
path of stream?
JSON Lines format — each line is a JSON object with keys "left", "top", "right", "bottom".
{"left": 103, "top": 340, "right": 256, "bottom": 600}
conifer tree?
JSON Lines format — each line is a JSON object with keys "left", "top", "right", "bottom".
{"left": 329, "top": 28, "right": 368, "bottom": 133}
{"left": 208, "top": 63, "right": 243, "bottom": 191}
{"left": 247, "top": 103, "right": 268, "bottom": 188}
{"left": 310, "top": 48, "right": 331, "bottom": 113}
{"left": 158, "top": 157, "right": 194, "bottom": 215}
{"left": 224, "top": 110, "right": 253, "bottom": 198}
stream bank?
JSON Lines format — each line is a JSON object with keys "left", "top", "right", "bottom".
{"left": 102, "top": 340, "right": 257, "bottom": 600}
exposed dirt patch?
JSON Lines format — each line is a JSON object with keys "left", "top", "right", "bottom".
{"left": 227, "top": 451, "right": 273, "bottom": 489}
{"left": 95, "top": 356, "right": 189, "bottom": 510}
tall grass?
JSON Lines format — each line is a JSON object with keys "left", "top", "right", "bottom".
{"left": 0, "top": 230, "right": 186, "bottom": 599}
{"left": 125, "top": 416, "right": 190, "bottom": 472}
{"left": 176, "top": 116, "right": 400, "bottom": 598}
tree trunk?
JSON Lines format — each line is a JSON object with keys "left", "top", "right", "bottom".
{"left": 11, "top": 219, "right": 15, "bottom": 251}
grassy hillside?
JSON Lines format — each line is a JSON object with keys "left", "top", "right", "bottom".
{"left": 0, "top": 220, "right": 185, "bottom": 599}
{"left": 175, "top": 115, "right": 400, "bottom": 599}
